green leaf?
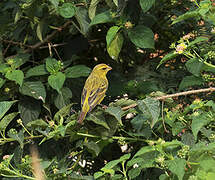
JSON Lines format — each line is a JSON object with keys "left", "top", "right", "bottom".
{"left": 105, "top": 106, "right": 123, "bottom": 125}
{"left": 94, "top": 172, "right": 105, "bottom": 179}
{"left": 139, "top": 0, "right": 155, "bottom": 13}
{"left": 11, "top": 54, "right": 30, "bottom": 69}
{"left": 84, "top": 141, "right": 101, "bottom": 156}
{"left": 191, "top": 114, "right": 211, "bottom": 140}
{"left": 102, "top": 159, "right": 121, "bottom": 169}
{"left": 134, "top": 146, "right": 155, "bottom": 158}
{"left": 172, "top": 11, "right": 200, "bottom": 25}
{"left": 0, "top": 112, "right": 19, "bottom": 131}
{"left": 199, "top": 0, "right": 211, "bottom": 16}
{"left": 48, "top": 72, "right": 65, "bottom": 93}
{"left": 0, "top": 101, "right": 17, "bottom": 120}
{"left": 36, "top": 21, "right": 43, "bottom": 42}
{"left": 45, "top": 57, "right": 60, "bottom": 73}
{"left": 128, "top": 167, "right": 142, "bottom": 179}
{"left": 107, "top": 32, "right": 124, "bottom": 60}
{"left": 119, "top": 153, "right": 131, "bottom": 161}
{"left": 14, "top": 9, "right": 22, "bottom": 23}
{"left": 49, "top": 0, "right": 59, "bottom": 8}
{"left": 18, "top": 98, "right": 41, "bottom": 125}
{"left": 7, "top": 129, "right": 24, "bottom": 149}
{"left": 19, "top": 81, "right": 46, "bottom": 103}
{"left": 185, "top": 58, "right": 203, "bottom": 76}
{"left": 0, "top": 77, "right": 5, "bottom": 88}
{"left": 58, "top": 3, "right": 76, "bottom": 18}
{"left": 54, "top": 87, "right": 73, "bottom": 109}
{"left": 157, "top": 51, "right": 178, "bottom": 68}
{"left": 166, "top": 158, "right": 186, "bottom": 180}
{"left": 179, "top": 75, "right": 204, "bottom": 91}
{"left": 88, "top": 0, "right": 100, "bottom": 20}
{"left": 106, "top": 26, "right": 121, "bottom": 47}
{"left": 75, "top": 7, "right": 91, "bottom": 35}
{"left": 26, "top": 64, "right": 48, "bottom": 78}
{"left": 0, "top": 64, "right": 9, "bottom": 74}
{"left": 137, "top": 97, "right": 160, "bottom": 128}
{"left": 188, "top": 36, "right": 209, "bottom": 47}
{"left": 181, "top": 132, "right": 195, "bottom": 146}
{"left": 128, "top": 25, "right": 154, "bottom": 49}
{"left": 87, "top": 110, "right": 110, "bottom": 129}
{"left": 127, "top": 157, "right": 144, "bottom": 167}
{"left": 65, "top": 65, "right": 91, "bottom": 78}
{"left": 5, "top": 70, "right": 24, "bottom": 86}
{"left": 90, "top": 10, "right": 113, "bottom": 26}
{"left": 27, "top": 119, "right": 49, "bottom": 129}
{"left": 54, "top": 103, "right": 73, "bottom": 122}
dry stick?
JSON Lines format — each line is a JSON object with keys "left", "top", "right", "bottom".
{"left": 121, "top": 87, "right": 215, "bottom": 111}
{"left": 25, "top": 20, "right": 72, "bottom": 53}
{"left": 3, "top": 20, "right": 72, "bottom": 60}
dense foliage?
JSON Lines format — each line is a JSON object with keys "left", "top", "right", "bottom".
{"left": 0, "top": 0, "right": 215, "bottom": 179}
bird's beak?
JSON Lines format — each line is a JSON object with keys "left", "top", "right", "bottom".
{"left": 107, "top": 66, "right": 112, "bottom": 70}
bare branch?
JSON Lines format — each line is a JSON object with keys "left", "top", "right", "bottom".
{"left": 122, "top": 87, "right": 215, "bottom": 111}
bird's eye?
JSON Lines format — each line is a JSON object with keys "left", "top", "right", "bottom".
{"left": 101, "top": 67, "right": 106, "bottom": 70}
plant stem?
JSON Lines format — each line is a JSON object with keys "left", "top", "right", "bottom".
{"left": 121, "top": 161, "right": 128, "bottom": 180}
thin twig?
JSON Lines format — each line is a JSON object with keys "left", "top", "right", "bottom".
{"left": 3, "top": 21, "right": 72, "bottom": 60}
{"left": 39, "top": 43, "right": 67, "bottom": 49}
{"left": 121, "top": 87, "right": 215, "bottom": 111}
{"left": 25, "top": 20, "right": 72, "bottom": 53}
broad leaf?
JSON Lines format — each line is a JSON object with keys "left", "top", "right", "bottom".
{"left": 58, "top": 3, "right": 76, "bottom": 18}
{"left": 0, "top": 101, "right": 17, "bottom": 120}
{"left": 65, "top": 65, "right": 91, "bottom": 78}
{"left": 48, "top": 72, "right": 65, "bottom": 93}
{"left": 106, "top": 26, "right": 121, "bottom": 47}
{"left": 188, "top": 37, "right": 209, "bottom": 47}
{"left": 0, "top": 77, "right": 5, "bottom": 88}
{"left": 139, "top": 0, "right": 155, "bottom": 13}
{"left": 19, "top": 81, "right": 46, "bottom": 103}
{"left": 90, "top": 10, "right": 113, "bottom": 26}
{"left": 166, "top": 158, "right": 186, "bottom": 180}
{"left": 134, "top": 146, "right": 155, "bottom": 158}
{"left": 26, "top": 64, "right": 48, "bottom": 78}
{"left": 27, "top": 119, "right": 49, "bottom": 129}
{"left": 185, "top": 58, "right": 203, "bottom": 76}
{"left": 137, "top": 97, "right": 160, "bottom": 128}
{"left": 179, "top": 75, "right": 204, "bottom": 91}
{"left": 0, "top": 112, "right": 19, "bottom": 131}
{"left": 18, "top": 98, "right": 41, "bottom": 125}
{"left": 128, "top": 25, "right": 154, "bottom": 49}
{"left": 54, "top": 103, "right": 73, "bottom": 122}
{"left": 172, "top": 11, "right": 199, "bottom": 25}
{"left": 75, "top": 7, "right": 91, "bottom": 35}
{"left": 105, "top": 106, "right": 123, "bottom": 125}
{"left": 157, "top": 51, "right": 178, "bottom": 68}
{"left": 8, "top": 129, "right": 24, "bottom": 149}
{"left": 107, "top": 32, "right": 124, "bottom": 60}
{"left": 88, "top": 0, "right": 100, "bottom": 20}
{"left": 45, "top": 57, "right": 60, "bottom": 73}
{"left": 87, "top": 111, "right": 110, "bottom": 129}
{"left": 49, "top": 0, "right": 59, "bottom": 8}
{"left": 5, "top": 70, "right": 24, "bottom": 86}
{"left": 84, "top": 141, "right": 101, "bottom": 156}
{"left": 54, "top": 87, "right": 73, "bottom": 109}
{"left": 191, "top": 114, "right": 211, "bottom": 140}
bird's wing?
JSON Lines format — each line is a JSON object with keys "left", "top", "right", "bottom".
{"left": 81, "top": 76, "right": 108, "bottom": 112}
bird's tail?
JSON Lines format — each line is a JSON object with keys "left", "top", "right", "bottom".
{"left": 77, "top": 111, "right": 87, "bottom": 124}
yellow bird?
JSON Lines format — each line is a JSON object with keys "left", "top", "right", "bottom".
{"left": 78, "top": 64, "right": 112, "bottom": 124}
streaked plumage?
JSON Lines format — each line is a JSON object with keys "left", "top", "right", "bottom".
{"left": 78, "top": 64, "right": 112, "bottom": 124}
